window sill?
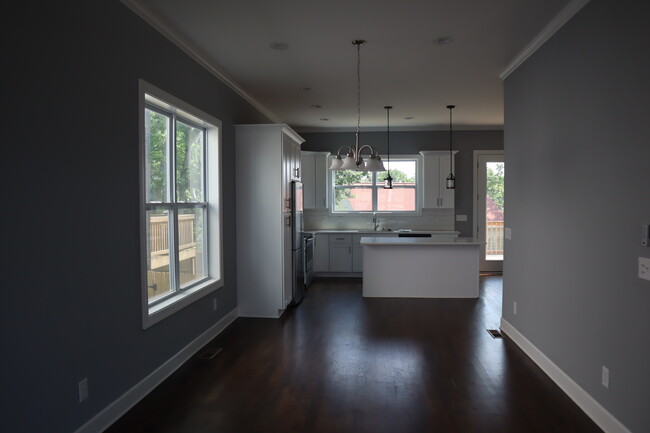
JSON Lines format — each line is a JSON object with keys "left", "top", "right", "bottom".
{"left": 143, "top": 277, "right": 223, "bottom": 329}
{"left": 330, "top": 210, "right": 423, "bottom": 216}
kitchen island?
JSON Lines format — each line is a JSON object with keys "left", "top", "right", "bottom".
{"left": 360, "top": 236, "right": 480, "bottom": 298}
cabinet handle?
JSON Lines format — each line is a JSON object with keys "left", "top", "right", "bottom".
{"left": 349, "top": 246, "right": 351, "bottom": 254}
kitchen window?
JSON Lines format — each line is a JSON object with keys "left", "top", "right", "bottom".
{"left": 140, "top": 80, "right": 223, "bottom": 328}
{"left": 332, "top": 157, "right": 419, "bottom": 213}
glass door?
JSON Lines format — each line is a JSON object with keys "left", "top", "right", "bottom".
{"left": 477, "top": 154, "right": 505, "bottom": 272}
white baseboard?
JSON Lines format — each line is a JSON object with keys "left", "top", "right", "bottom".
{"left": 500, "top": 319, "right": 631, "bottom": 433}
{"left": 74, "top": 308, "right": 239, "bottom": 433}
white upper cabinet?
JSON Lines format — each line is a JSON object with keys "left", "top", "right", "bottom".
{"left": 301, "top": 151, "right": 329, "bottom": 209}
{"left": 420, "top": 151, "right": 458, "bottom": 209}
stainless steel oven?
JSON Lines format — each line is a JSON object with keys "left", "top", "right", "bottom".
{"left": 304, "top": 234, "right": 314, "bottom": 288}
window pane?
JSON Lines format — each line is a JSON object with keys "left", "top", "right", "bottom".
{"left": 334, "top": 187, "right": 373, "bottom": 211}
{"left": 145, "top": 109, "right": 170, "bottom": 202}
{"left": 178, "top": 207, "right": 207, "bottom": 287}
{"left": 176, "top": 121, "right": 205, "bottom": 202}
{"left": 334, "top": 169, "right": 372, "bottom": 186}
{"left": 376, "top": 160, "right": 417, "bottom": 185}
{"left": 378, "top": 187, "right": 416, "bottom": 211}
{"left": 146, "top": 207, "right": 175, "bottom": 303}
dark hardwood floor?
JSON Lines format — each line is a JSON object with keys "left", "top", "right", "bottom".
{"left": 106, "top": 277, "right": 601, "bottom": 433}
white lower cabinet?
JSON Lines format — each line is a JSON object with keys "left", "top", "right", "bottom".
{"left": 314, "top": 233, "right": 330, "bottom": 272}
{"left": 329, "top": 234, "right": 352, "bottom": 272}
{"left": 314, "top": 232, "right": 456, "bottom": 274}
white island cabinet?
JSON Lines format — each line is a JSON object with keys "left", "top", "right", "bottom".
{"left": 235, "top": 124, "right": 304, "bottom": 318}
{"left": 361, "top": 237, "right": 479, "bottom": 298}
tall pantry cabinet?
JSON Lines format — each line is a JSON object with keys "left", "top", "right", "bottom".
{"left": 235, "top": 124, "right": 304, "bottom": 317}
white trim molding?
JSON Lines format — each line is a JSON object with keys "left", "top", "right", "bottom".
{"left": 500, "top": 0, "right": 591, "bottom": 79}
{"left": 74, "top": 308, "right": 239, "bottom": 433}
{"left": 121, "top": 0, "right": 280, "bottom": 123}
{"left": 500, "top": 319, "right": 632, "bottom": 433}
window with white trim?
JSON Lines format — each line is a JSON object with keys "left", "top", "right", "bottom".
{"left": 332, "top": 157, "right": 419, "bottom": 213}
{"left": 140, "top": 80, "right": 222, "bottom": 328}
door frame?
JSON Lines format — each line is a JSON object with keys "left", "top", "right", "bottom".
{"left": 473, "top": 150, "right": 505, "bottom": 272}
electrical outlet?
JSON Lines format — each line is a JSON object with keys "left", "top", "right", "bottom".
{"left": 639, "top": 257, "right": 650, "bottom": 281}
{"left": 505, "top": 227, "right": 512, "bottom": 240}
{"left": 78, "top": 378, "right": 88, "bottom": 402}
{"left": 513, "top": 301, "right": 517, "bottom": 315}
{"left": 213, "top": 298, "right": 218, "bottom": 311}
{"left": 601, "top": 366, "right": 609, "bottom": 389}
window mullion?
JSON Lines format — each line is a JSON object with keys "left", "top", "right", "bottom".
{"left": 201, "top": 131, "right": 209, "bottom": 279}
{"left": 372, "top": 172, "right": 378, "bottom": 212}
{"left": 170, "top": 115, "right": 181, "bottom": 293}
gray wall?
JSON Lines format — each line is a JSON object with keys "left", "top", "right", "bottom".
{"left": 503, "top": 1, "right": 650, "bottom": 431}
{"left": 301, "top": 130, "right": 503, "bottom": 236}
{"left": 0, "top": 2, "right": 269, "bottom": 432}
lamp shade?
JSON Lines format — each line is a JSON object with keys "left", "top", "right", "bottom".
{"left": 364, "top": 155, "right": 385, "bottom": 172}
{"left": 340, "top": 154, "right": 358, "bottom": 170}
{"left": 329, "top": 155, "right": 343, "bottom": 170}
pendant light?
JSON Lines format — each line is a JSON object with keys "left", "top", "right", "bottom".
{"left": 383, "top": 106, "right": 393, "bottom": 189}
{"left": 446, "top": 105, "right": 456, "bottom": 189}
{"left": 329, "top": 40, "right": 385, "bottom": 172}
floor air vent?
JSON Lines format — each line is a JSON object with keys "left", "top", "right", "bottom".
{"left": 487, "top": 329, "right": 503, "bottom": 339}
{"left": 198, "top": 347, "right": 223, "bottom": 360}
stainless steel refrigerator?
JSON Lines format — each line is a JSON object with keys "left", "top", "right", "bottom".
{"left": 290, "top": 181, "right": 304, "bottom": 305}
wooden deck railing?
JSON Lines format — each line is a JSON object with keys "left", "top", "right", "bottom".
{"left": 149, "top": 214, "right": 196, "bottom": 252}
{"left": 148, "top": 214, "right": 197, "bottom": 270}
{"left": 486, "top": 221, "right": 504, "bottom": 255}
{"left": 147, "top": 214, "right": 198, "bottom": 300}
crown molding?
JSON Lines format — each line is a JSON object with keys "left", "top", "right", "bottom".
{"left": 500, "top": 0, "right": 591, "bottom": 80}
{"left": 295, "top": 125, "right": 504, "bottom": 134}
{"left": 121, "top": 0, "right": 281, "bottom": 123}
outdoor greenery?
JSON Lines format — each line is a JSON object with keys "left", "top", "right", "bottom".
{"left": 146, "top": 109, "right": 204, "bottom": 202}
{"left": 384, "top": 169, "right": 415, "bottom": 183}
{"left": 487, "top": 163, "right": 505, "bottom": 210}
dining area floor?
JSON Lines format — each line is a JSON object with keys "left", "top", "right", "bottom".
{"left": 106, "top": 276, "right": 601, "bottom": 433}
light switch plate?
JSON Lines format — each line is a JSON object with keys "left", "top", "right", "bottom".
{"left": 639, "top": 257, "right": 650, "bottom": 281}
{"left": 79, "top": 378, "right": 88, "bottom": 402}
{"left": 455, "top": 214, "right": 468, "bottom": 222}
{"left": 505, "top": 227, "right": 512, "bottom": 240}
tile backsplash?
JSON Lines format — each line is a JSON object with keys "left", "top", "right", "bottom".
{"left": 304, "top": 208, "right": 455, "bottom": 232}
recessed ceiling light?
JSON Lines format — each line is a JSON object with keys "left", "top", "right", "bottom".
{"left": 404, "top": 116, "right": 415, "bottom": 120}
{"left": 299, "top": 87, "right": 312, "bottom": 92}
{"left": 270, "top": 42, "right": 289, "bottom": 50}
{"left": 310, "top": 104, "right": 322, "bottom": 109}
{"left": 435, "top": 36, "right": 454, "bottom": 45}
{"left": 320, "top": 118, "right": 329, "bottom": 121}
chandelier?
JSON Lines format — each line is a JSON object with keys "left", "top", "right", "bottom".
{"left": 329, "top": 40, "right": 386, "bottom": 172}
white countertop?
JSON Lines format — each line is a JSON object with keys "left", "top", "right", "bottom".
{"left": 307, "top": 229, "right": 461, "bottom": 235}
{"left": 360, "top": 236, "right": 480, "bottom": 246}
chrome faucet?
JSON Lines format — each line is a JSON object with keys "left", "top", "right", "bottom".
{"left": 373, "top": 212, "right": 379, "bottom": 231}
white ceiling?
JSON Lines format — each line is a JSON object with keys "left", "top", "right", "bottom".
{"left": 128, "top": 0, "right": 572, "bottom": 131}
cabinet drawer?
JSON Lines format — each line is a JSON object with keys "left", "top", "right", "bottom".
{"left": 330, "top": 234, "right": 352, "bottom": 245}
